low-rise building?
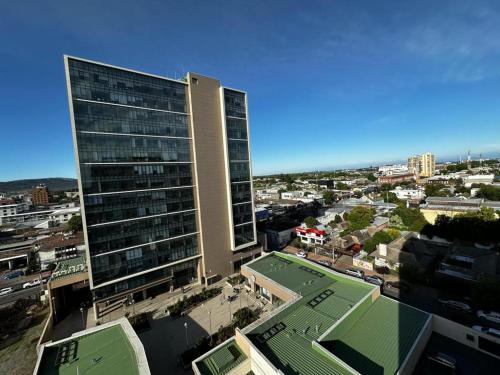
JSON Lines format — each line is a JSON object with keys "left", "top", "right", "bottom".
{"left": 295, "top": 225, "right": 329, "bottom": 245}
{"left": 378, "top": 172, "right": 415, "bottom": 184}
{"left": 193, "top": 252, "right": 435, "bottom": 375}
{"left": 378, "top": 164, "right": 409, "bottom": 175}
{"left": 35, "top": 232, "right": 85, "bottom": 270}
{"left": 48, "top": 207, "right": 80, "bottom": 224}
{"left": 390, "top": 187, "right": 425, "bottom": 200}
{"left": 34, "top": 318, "right": 150, "bottom": 375}
{"left": 263, "top": 220, "right": 299, "bottom": 250}
{"left": 463, "top": 174, "right": 495, "bottom": 188}
{"left": 420, "top": 196, "right": 483, "bottom": 223}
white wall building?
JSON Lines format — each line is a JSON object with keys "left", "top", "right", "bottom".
{"left": 378, "top": 164, "right": 409, "bottom": 175}
{"left": 49, "top": 207, "right": 81, "bottom": 224}
{"left": 463, "top": 174, "right": 495, "bottom": 188}
{"left": 389, "top": 188, "right": 425, "bottom": 200}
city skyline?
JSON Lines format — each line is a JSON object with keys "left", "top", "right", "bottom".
{"left": 2, "top": 0, "right": 500, "bottom": 180}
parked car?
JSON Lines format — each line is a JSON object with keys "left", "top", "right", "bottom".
{"left": 345, "top": 268, "right": 365, "bottom": 279}
{"left": 477, "top": 310, "right": 500, "bottom": 325}
{"left": 0, "top": 287, "right": 13, "bottom": 296}
{"left": 3, "top": 270, "right": 23, "bottom": 280}
{"left": 438, "top": 299, "right": 471, "bottom": 313}
{"left": 23, "top": 279, "right": 42, "bottom": 289}
{"left": 365, "top": 275, "right": 384, "bottom": 286}
{"left": 384, "top": 281, "right": 410, "bottom": 293}
{"left": 296, "top": 251, "right": 307, "bottom": 258}
{"left": 427, "top": 352, "right": 456, "bottom": 369}
{"left": 472, "top": 325, "right": 500, "bottom": 339}
{"left": 317, "top": 260, "right": 332, "bottom": 267}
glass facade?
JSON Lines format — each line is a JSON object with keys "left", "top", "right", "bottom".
{"left": 223, "top": 89, "right": 255, "bottom": 248}
{"left": 67, "top": 58, "right": 199, "bottom": 298}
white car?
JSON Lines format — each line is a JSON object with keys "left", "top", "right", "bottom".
{"left": 0, "top": 287, "right": 13, "bottom": 296}
{"left": 23, "top": 279, "right": 42, "bottom": 289}
{"left": 296, "top": 251, "right": 307, "bottom": 258}
{"left": 438, "top": 299, "right": 471, "bottom": 313}
{"left": 345, "top": 268, "right": 365, "bottom": 279}
{"left": 477, "top": 310, "right": 500, "bottom": 325}
{"left": 472, "top": 325, "right": 500, "bottom": 339}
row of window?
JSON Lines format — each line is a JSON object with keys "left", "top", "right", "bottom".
{"left": 224, "top": 89, "right": 247, "bottom": 118}
{"left": 229, "top": 162, "right": 250, "bottom": 183}
{"left": 231, "top": 183, "right": 252, "bottom": 203}
{"left": 91, "top": 234, "right": 198, "bottom": 285}
{"left": 74, "top": 101, "right": 189, "bottom": 137}
{"left": 77, "top": 133, "right": 191, "bottom": 163}
{"left": 228, "top": 139, "right": 249, "bottom": 161}
{"left": 69, "top": 59, "right": 187, "bottom": 113}
{"left": 226, "top": 117, "right": 248, "bottom": 140}
{"left": 87, "top": 211, "right": 197, "bottom": 255}
{"left": 234, "top": 223, "right": 254, "bottom": 247}
{"left": 84, "top": 188, "right": 195, "bottom": 225}
{"left": 92, "top": 258, "right": 199, "bottom": 299}
{"left": 80, "top": 164, "right": 193, "bottom": 194}
{"left": 233, "top": 203, "right": 253, "bottom": 225}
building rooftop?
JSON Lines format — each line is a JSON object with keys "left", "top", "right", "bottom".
{"left": 35, "top": 319, "right": 150, "bottom": 375}
{"left": 196, "top": 340, "right": 247, "bottom": 375}
{"left": 196, "top": 252, "right": 431, "bottom": 375}
{"left": 35, "top": 232, "right": 84, "bottom": 252}
{"left": 50, "top": 256, "right": 87, "bottom": 280}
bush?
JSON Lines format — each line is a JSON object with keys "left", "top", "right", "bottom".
{"left": 227, "top": 275, "right": 245, "bottom": 286}
{"left": 128, "top": 312, "right": 150, "bottom": 332}
{"left": 304, "top": 216, "right": 319, "bottom": 228}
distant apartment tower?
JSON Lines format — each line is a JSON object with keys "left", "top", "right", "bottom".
{"left": 32, "top": 184, "right": 50, "bottom": 206}
{"left": 64, "top": 56, "right": 261, "bottom": 313}
{"left": 407, "top": 152, "right": 435, "bottom": 177}
{"left": 420, "top": 152, "right": 435, "bottom": 177}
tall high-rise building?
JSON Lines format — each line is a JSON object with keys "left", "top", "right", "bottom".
{"left": 407, "top": 155, "right": 420, "bottom": 175}
{"left": 64, "top": 56, "right": 261, "bottom": 316}
{"left": 419, "top": 152, "right": 435, "bottom": 177}
{"left": 407, "top": 152, "right": 435, "bottom": 177}
{"left": 32, "top": 184, "right": 50, "bottom": 206}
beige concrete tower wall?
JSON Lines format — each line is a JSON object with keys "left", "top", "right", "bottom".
{"left": 187, "top": 73, "right": 233, "bottom": 278}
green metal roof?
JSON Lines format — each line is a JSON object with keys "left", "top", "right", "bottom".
{"left": 195, "top": 252, "right": 431, "bottom": 375}
{"left": 37, "top": 325, "right": 139, "bottom": 375}
{"left": 198, "top": 340, "right": 247, "bottom": 375}
{"left": 50, "top": 256, "right": 87, "bottom": 280}
{"left": 322, "top": 296, "right": 429, "bottom": 375}
{"left": 244, "top": 253, "right": 374, "bottom": 375}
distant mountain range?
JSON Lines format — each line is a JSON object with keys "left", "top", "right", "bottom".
{"left": 0, "top": 178, "right": 77, "bottom": 193}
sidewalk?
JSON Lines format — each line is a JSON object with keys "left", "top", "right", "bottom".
{"left": 86, "top": 276, "right": 255, "bottom": 328}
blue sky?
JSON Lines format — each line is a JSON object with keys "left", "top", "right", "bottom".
{"left": 1, "top": 0, "right": 500, "bottom": 179}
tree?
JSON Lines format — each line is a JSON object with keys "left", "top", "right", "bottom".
{"left": 334, "top": 214, "right": 343, "bottom": 224}
{"left": 345, "top": 206, "right": 374, "bottom": 231}
{"left": 392, "top": 207, "right": 427, "bottom": 232}
{"left": 335, "top": 182, "right": 349, "bottom": 190}
{"left": 67, "top": 215, "right": 82, "bottom": 232}
{"left": 304, "top": 216, "right": 319, "bottom": 228}
{"left": 458, "top": 206, "right": 496, "bottom": 221}
{"left": 424, "top": 183, "right": 448, "bottom": 197}
{"left": 380, "top": 183, "right": 393, "bottom": 191}
{"left": 385, "top": 228, "right": 401, "bottom": 240}
{"left": 372, "top": 231, "right": 393, "bottom": 244}
{"left": 366, "top": 174, "right": 377, "bottom": 182}
{"left": 383, "top": 192, "right": 403, "bottom": 205}
{"left": 389, "top": 214, "right": 404, "bottom": 228}
{"left": 475, "top": 185, "right": 500, "bottom": 201}
{"left": 323, "top": 191, "right": 335, "bottom": 205}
